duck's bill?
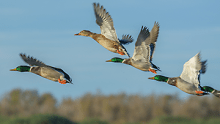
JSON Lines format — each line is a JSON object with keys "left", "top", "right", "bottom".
{"left": 148, "top": 77, "right": 155, "bottom": 80}
{"left": 106, "top": 60, "right": 112, "bottom": 62}
{"left": 10, "top": 68, "right": 17, "bottom": 71}
{"left": 74, "top": 33, "right": 80, "bottom": 35}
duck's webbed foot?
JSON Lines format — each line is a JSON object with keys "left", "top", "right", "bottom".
{"left": 58, "top": 79, "right": 67, "bottom": 84}
{"left": 195, "top": 90, "right": 204, "bottom": 96}
{"left": 149, "top": 69, "right": 157, "bottom": 74}
{"left": 117, "top": 50, "right": 125, "bottom": 55}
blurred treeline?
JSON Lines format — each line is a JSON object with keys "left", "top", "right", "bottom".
{"left": 1, "top": 89, "right": 220, "bottom": 124}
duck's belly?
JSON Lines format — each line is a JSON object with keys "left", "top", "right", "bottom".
{"left": 131, "top": 61, "right": 150, "bottom": 71}
{"left": 176, "top": 78, "right": 198, "bottom": 95}
{"left": 31, "top": 67, "right": 62, "bottom": 82}
{"left": 93, "top": 36, "right": 119, "bottom": 53}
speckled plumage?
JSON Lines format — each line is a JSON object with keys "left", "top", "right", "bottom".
{"left": 75, "top": 3, "right": 133, "bottom": 57}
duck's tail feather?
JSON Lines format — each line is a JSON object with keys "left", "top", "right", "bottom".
{"left": 151, "top": 63, "right": 161, "bottom": 71}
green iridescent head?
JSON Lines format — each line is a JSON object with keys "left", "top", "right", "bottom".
{"left": 10, "top": 66, "right": 31, "bottom": 72}
{"left": 202, "top": 86, "right": 215, "bottom": 93}
{"left": 106, "top": 57, "right": 124, "bottom": 63}
{"left": 148, "top": 75, "right": 168, "bottom": 82}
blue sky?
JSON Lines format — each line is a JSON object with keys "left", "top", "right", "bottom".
{"left": 1, "top": 0, "right": 220, "bottom": 101}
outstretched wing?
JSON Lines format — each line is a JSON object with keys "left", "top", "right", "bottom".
{"left": 149, "top": 22, "right": 160, "bottom": 61}
{"left": 132, "top": 26, "right": 151, "bottom": 62}
{"left": 119, "top": 34, "right": 134, "bottom": 45}
{"left": 20, "top": 53, "right": 47, "bottom": 67}
{"left": 180, "top": 52, "right": 207, "bottom": 88}
{"left": 132, "top": 22, "right": 160, "bottom": 62}
{"left": 93, "top": 3, "right": 119, "bottom": 42}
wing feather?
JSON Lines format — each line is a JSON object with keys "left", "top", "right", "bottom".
{"left": 132, "top": 23, "right": 159, "bottom": 62}
{"left": 93, "top": 3, "right": 119, "bottom": 42}
{"left": 149, "top": 22, "right": 160, "bottom": 61}
{"left": 20, "top": 53, "right": 47, "bottom": 67}
{"left": 132, "top": 26, "right": 150, "bottom": 62}
{"left": 180, "top": 52, "right": 207, "bottom": 88}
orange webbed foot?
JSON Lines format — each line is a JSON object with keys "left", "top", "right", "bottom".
{"left": 58, "top": 79, "right": 67, "bottom": 84}
{"left": 149, "top": 69, "right": 157, "bottom": 74}
{"left": 195, "top": 91, "right": 204, "bottom": 94}
{"left": 117, "top": 50, "right": 125, "bottom": 55}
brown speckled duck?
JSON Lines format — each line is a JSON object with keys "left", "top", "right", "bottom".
{"left": 75, "top": 3, "right": 133, "bottom": 57}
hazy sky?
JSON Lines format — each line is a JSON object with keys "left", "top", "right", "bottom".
{"left": 1, "top": 0, "right": 220, "bottom": 101}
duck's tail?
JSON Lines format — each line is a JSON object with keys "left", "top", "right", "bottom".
{"left": 151, "top": 63, "right": 161, "bottom": 71}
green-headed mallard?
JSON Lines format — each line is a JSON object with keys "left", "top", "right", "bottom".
{"left": 75, "top": 3, "right": 133, "bottom": 57}
{"left": 106, "top": 22, "right": 160, "bottom": 74}
{"left": 148, "top": 52, "right": 209, "bottom": 96}
{"left": 202, "top": 86, "right": 220, "bottom": 98}
{"left": 10, "top": 54, "right": 72, "bottom": 84}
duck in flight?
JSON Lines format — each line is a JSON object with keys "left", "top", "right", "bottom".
{"left": 75, "top": 3, "right": 133, "bottom": 57}
{"left": 106, "top": 22, "right": 160, "bottom": 74}
{"left": 148, "top": 53, "right": 211, "bottom": 96}
{"left": 10, "top": 53, "right": 72, "bottom": 84}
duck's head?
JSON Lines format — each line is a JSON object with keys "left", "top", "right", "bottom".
{"left": 148, "top": 75, "right": 168, "bottom": 82}
{"left": 202, "top": 86, "right": 215, "bottom": 93}
{"left": 75, "top": 30, "right": 92, "bottom": 37}
{"left": 10, "top": 66, "right": 30, "bottom": 72}
{"left": 106, "top": 57, "right": 124, "bottom": 63}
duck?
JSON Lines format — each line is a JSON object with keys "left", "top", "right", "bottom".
{"left": 10, "top": 53, "right": 72, "bottom": 84}
{"left": 75, "top": 3, "right": 133, "bottom": 57}
{"left": 106, "top": 22, "right": 160, "bottom": 74}
{"left": 202, "top": 86, "right": 220, "bottom": 98}
{"left": 148, "top": 52, "right": 209, "bottom": 96}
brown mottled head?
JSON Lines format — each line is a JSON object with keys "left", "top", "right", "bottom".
{"left": 75, "top": 30, "right": 92, "bottom": 37}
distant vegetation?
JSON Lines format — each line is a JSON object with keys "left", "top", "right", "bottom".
{"left": 0, "top": 89, "right": 220, "bottom": 124}
{"left": 0, "top": 114, "right": 75, "bottom": 124}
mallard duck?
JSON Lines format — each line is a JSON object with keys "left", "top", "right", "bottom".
{"left": 75, "top": 3, "right": 133, "bottom": 57}
{"left": 106, "top": 22, "right": 160, "bottom": 74}
{"left": 148, "top": 52, "right": 209, "bottom": 96}
{"left": 202, "top": 86, "right": 220, "bottom": 98}
{"left": 10, "top": 54, "right": 72, "bottom": 84}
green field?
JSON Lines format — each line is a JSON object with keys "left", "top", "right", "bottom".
{"left": 1, "top": 115, "right": 220, "bottom": 124}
